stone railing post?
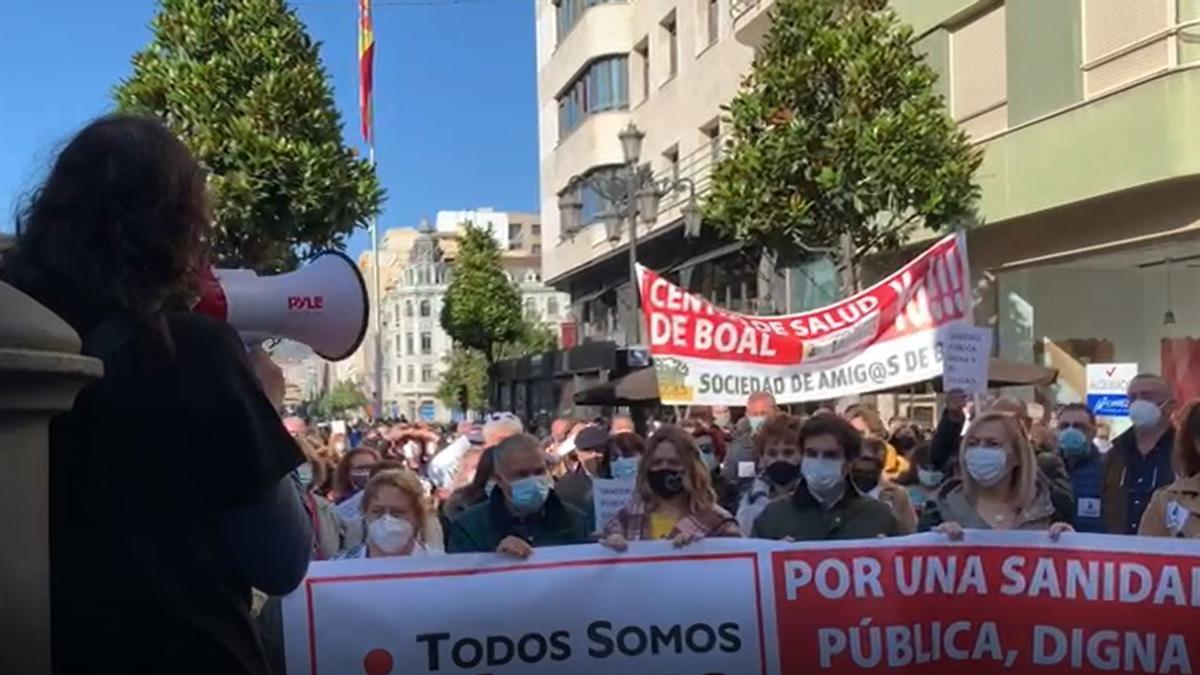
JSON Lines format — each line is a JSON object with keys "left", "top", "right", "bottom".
{"left": 0, "top": 281, "right": 102, "bottom": 675}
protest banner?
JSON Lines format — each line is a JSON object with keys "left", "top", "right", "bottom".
{"left": 940, "top": 324, "right": 993, "bottom": 394}
{"left": 283, "top": 531, "right": 1200, "bottom": 675}
{"left": 638, "top": 232, "right": 971, "bottom": 405}
{"left": 591, "top": 477, "right": 636, "bottom": 532}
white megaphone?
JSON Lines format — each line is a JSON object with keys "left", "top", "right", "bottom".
{"left": 193, "top": 251, "right": 369, "bottom": 361}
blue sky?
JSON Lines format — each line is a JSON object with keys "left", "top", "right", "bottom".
{"left": 0, "top": 0, "right": 540, "bottom": 258}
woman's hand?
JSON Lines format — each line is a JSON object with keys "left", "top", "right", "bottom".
{"left": 1048, "top": 522, "right": 1075, "bottom": 541}
{"left": 672, "top": 531, "right": 703, "bottom": 549}
{"left": 600, "top": 534, "right": 629, "bottom": 552}
{"left": 934, "top": 521, "right": 965, "bottom": 541}
{"left": 248, "top": 346, "right": 285, "bottom": 410}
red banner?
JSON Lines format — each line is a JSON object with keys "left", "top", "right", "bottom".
{"left": 637, "top": 233, "right": 971, "bottom": 404}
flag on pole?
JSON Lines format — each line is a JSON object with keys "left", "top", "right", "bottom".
{"left": 358, "top": 0, "right": 375, "bottom": 145}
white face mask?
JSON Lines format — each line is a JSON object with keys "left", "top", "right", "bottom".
{"left": 367, "top": 515, "right": 415, "bottom": 555}
{"left": 1128, "top": 400, "right": 1163, "bottom": 429}
{"left": 963, "top": 446, "right": 1009, "bottom": 487}
{"left": 801, "top": 457, "right": 844, "bottom": 497}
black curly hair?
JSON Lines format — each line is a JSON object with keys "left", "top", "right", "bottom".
{"left": 2, "top": 114, "right": 210, "bottom": 350}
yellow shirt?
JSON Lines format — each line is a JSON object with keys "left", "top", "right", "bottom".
{"left": 648, "top": 512, "right": 680, "bottom": 540}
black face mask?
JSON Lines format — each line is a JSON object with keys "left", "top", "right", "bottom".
{"left": 764, "top": 460, "right": 801, "bottom": 486}
{"left": 850, "top": 459, "right": 883, "bottom": 493}
{"left": 647, "top": 469, "right": 685, "bottom": 499}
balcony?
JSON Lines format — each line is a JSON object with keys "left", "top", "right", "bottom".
{"left": 730, "top": 0, "right": 774, "bottom": 47}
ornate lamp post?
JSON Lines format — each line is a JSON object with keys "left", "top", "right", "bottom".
{"left": 557, "top": 122, "right": 703, "bottom": 344}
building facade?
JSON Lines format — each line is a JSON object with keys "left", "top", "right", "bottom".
{"left": 538, "top": 0, "right": 1200, "bottom": 410}
{"left": 535, "top": 0, "right": 840, "bottom": 349}
{"left": 380, "top": 212, "right": 571, "bottom": 422}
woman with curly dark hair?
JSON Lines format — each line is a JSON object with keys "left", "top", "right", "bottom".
{"left": 2, "top": 115, "right": 310, "bottom": 675}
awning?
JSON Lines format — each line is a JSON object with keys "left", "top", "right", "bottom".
{"left": 573, "top": 368, "right": 660, "bottom": 406}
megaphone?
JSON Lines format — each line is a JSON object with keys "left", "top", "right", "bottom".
{"left": 194, "top": 251, "right": 369, "bottom": 361}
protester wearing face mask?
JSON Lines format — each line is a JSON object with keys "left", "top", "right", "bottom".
{"left": 600, "top": 426, "right": 740, "bottom": 551}
{"left": 846, "top": 405, "right": 910, "bottom": 482}
{"left": 1102, "top": 374, "right": 1177, "bottom": 535}
{"left": 927, "top": 412, "right": 1073, "bottom": 540}
{"left": 852, "top": 437, "right": 918, "bottom": 534}
{"left": 895, "top": 443, "right": 944, "bottom": 524}
{"left": 888, "top": 422, "right": 922, "bottom": 457}
{"left": 554, "top": 425, "right": 608, "bottom": 521}
{"left": 335, "top": 470, "right": 437, "bottom": 559}
{"left": 1138, "top": 399, "right": 1200, "bottom": 538}
{"left": 447, "top": 434, "right": 590, "bottom": 557}
{"left": 1056, "top": 404, "right": 1105, "bottom": 533}
{"left": 332, "top": 448, "right": 381, "bottom": 504}
{"left": 736, "top": 415, "right": 803, "bottom": 535}
{"left": 751, "top": 415, "right": 898, "bottom": 541}
{"left": 601, "top": 432, "right": 646, "bottom": 481}
{"left": 712, "top": 405, "right": 732, "bottom": 431}
{"left": 722, "top": 391, "right": 779, "bottom": 502}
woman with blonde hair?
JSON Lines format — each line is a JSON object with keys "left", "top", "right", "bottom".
{"left": 600, "top": 425, "right": 740, "bottom": 551}
{"left": 1139, "top": 399, "right": 1200, "bottom": 538}
{"left": 927, "top": 411, "right": 1073, "bottom": 540}
{"left": 337, "top": 470, "right": 441, "bottom": 559}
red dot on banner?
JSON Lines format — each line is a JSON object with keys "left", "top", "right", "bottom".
{"left": 363, "top": 648, "right": 394, "bottom": 675}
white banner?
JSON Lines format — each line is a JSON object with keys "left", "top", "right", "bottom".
{"left": 283, "top": 532, "right": 1200, "bottom": 675}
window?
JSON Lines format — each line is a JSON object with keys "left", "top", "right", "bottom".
{"left": 547, "top": 297, "right": 559, "bottom": 317}
{"left": 405, "top": 300, "right": 413, "bottom": 317}
{"left": 706, "top": 0, "right": 719, "bottom": 45}
{"left": 950, "top": 4, "right": 1007, "bottom": 138}
{"left": 392, "top": 303, "right": 400, "bottom": 323}
{"left": 421, "top": 365, "right": 433, "bottom": 383}
{"left": 406, "top": 365, "right": 414, "bottom": 383}
{"left": 405, "top": 332, "right": 414, "bottom": 355}
{"left": 701, "top": 119, "right": 721, "bottom": 163}
{"left": 634, "top": 39, "right": 650, "bottom": 102}
{"left": 532, "top": 224, "right": 542, "bottom": 236}
{"left": 661, "top": 12, "right": 678, "bottom": 80}
{"left": 394, "top": 334, "right": 402, "bottom": 354}
{"left": 557, "top": 55, "right": 629, "bottom": 137}
{"left": 509, "top": 222, "right": 523, "bottom": 246}
{"left": 560, "top": 165, "right": 624, "bottom": 227}
{"left": 532, "top": 243, "right": 542, "bottom": 255}
{"left": 525, "top": 297, "right": 538, "bottom": 319}
{"left": 663, "top": 145, "right": 680, "bottom": 183}
{"left": 420, "top": 332, "right": 432, "bottom": 354}
{"left": 419, "top": 299, "right": 431, "bottom": 317}
{"left": 556, "top": 0, "right": 618, "bottom": 41}
{"left": 396, "top": 366, "right": 402, "bottom": 383}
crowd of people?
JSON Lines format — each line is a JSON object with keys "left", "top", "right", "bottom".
{"left": 282, "top": 371, "right": 1198, "bottom": 568}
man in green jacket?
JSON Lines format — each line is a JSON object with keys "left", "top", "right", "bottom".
{"left": 448, "top": 433, "right": 590, "bottom": 557}
{"left": 752, "top": 414, "right": 898, "bottom": 541}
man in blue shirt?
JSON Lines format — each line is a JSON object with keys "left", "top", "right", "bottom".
{"left": 1101, "top": 374, "right": 1176, "bottom": 534}
{"left": 1057, "top": 403, "right": 1105, "bottom": 533}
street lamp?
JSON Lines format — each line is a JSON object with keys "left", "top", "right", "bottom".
{"left": 557, "top": 123, "right": 704, "bottom": 345}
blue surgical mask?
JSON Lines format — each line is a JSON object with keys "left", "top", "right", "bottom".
{"left": 611, "top": 456, "right": 639, "bottom": 480}
{"left": 747, "top": 415, "right": 766, "bottom": 432}
{"left": 917, "top": 468, "right": 943, "bottom": 488}
{"left": 508, "top": 476, "right": 550, "bottom": 513}
{"left": 1058, "top": 428, "right": 1090, "bottom": 456}
{"left": 296, "top": 464, "right": 313, "bottom": 487}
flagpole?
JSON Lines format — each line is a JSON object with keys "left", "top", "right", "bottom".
{"left": 369, "top": 140, "right": 382, "bottom": 421}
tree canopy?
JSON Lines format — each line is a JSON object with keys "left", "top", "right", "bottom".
{"left": 439, "top": 223, "right": 524, "bottom": 365}
{"left": 705, "top": 0, "right": 980, "bottom": 268}
{"left": 115, "top": 0, "right": 383, "bottom": 273}
{"left": 312, "top": 379, "right": 367, "bottom": 418}
{"left": 437, "top": 319, "right": 561, "bottom": 413}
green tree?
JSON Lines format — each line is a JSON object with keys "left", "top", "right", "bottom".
{"left": 705, "top": 0, "right": 980, "bottom": 292}
{"left": 313, "top": 379, "right": 367, "bottom": 418}
{"left": 437, "top": 319, "right": 561, "bottom": 413}
{"left": 440, "top": 224, "right": 523, "bottom": 366}
{"left": 115, "top": 0, "right": 383, "bottom": 273}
